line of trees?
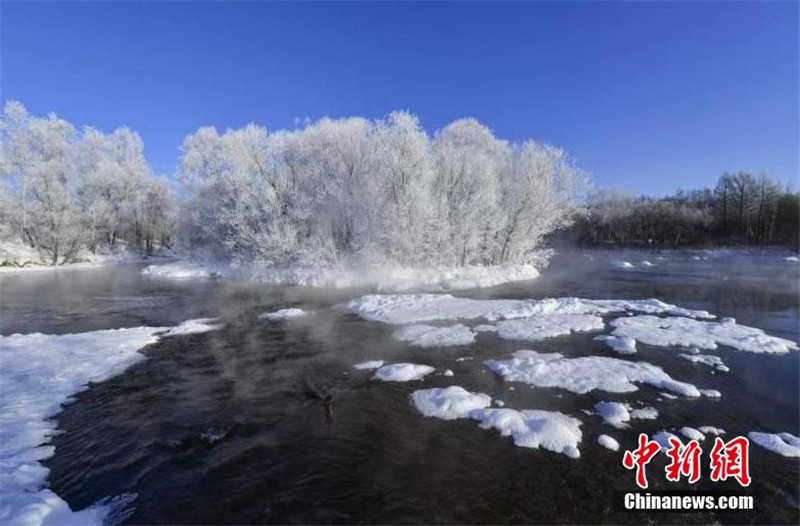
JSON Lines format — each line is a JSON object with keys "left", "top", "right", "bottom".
{"left": 570, "top": 172, "right": 799, "bottom": 248}
{"left": 0, "top": 102, "right": 174, "bottom": 265}
{"left": 178, "top": 112, "right": 587, "bottom": 267}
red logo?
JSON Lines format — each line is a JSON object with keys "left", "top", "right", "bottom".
{"left": 665, "top": 437, "right": 702, "bottom": 483}
{"left": 709, "top": 436, "right": 751, "bottom": 486}
{"left": 622, "top": 434, "right": 661, "bottom": 489}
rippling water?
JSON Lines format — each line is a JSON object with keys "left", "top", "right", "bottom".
{"left": 1, "top": 249, "right": 798, "bottom": 524}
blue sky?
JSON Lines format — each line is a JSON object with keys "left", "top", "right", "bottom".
{"left": 1, "top": 1, "right": 797, "bottom": 195}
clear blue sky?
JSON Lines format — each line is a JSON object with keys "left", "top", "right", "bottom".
{"left": 1, "top": 1, "right": 797, "bottom": 196}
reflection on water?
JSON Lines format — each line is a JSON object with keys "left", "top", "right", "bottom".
{"left": 1, "top": 250, "right": 798, "bottom": 524}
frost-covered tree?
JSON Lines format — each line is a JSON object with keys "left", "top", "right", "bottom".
{"left": 0, "top": 101, "right": 171, "bottom": 263}
{"left": 178, "top": 112, "right": 587, "bottom": 268}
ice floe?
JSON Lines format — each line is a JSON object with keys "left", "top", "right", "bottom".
{"left": 0, "top": 319, "right": 222, "bottom": 526}
{"left": 598, "top": 434, "right": 620, "bottom": 451}
{"left": 470, "top": 408, "right": 583, "bottom": 458}
{"left": 353, "top": 360, "right": 384, "bottom": 370}
{"left": 747, "top": 432, "right": 800, "bottom": 458}
{"left": 678, "top": 352, "right": 729, "bottom": 372}
{"left": 258, "top": 308, "right": 307, "bottom": 320}
{"left": 699, "top": 389, "right": 722, "bottom": 398}
{"left": 484, "top": 350, "right": 701, "bottom": 397}
{"left": 347, "top": 294, "right": 714, "bottom": 325}
{"left": 610, "top": 315, "right": 798, "bottom": 354}
{"left": 595, "top": 335, "right": 637, "bottom": 354}
{"left": 784, "top": 256, "right": 799, "bottom": 263}
{"left": 641, "top": 261, "right": 655, "bottom": 267}
{"left": 613, "top": 261, "right": 634, "bottom": 269}
{"left": 495, "top": 314, "right": 604, "bottom": 342}
{"left": 679, "top": 427, "right": 706, "bottom": 441}
{"left": 392, "top": 324, "right": 476, "bottom": 347}
{"left": 442, "top": 369, "right": 454, "bottom": 377}
{"left": 372, "top": 363, "right": 435, "bottom": 382}
{"left": 652, "top": 431, "right": 681, "bottom": 450}
{"left": 410, "top": 386, "right": 491, "bottom": 419}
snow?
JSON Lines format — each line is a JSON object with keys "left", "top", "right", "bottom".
{"left": 747, "top": 432, "right": 800, "bottom": 458}
{"left": 410, "top": 386, "right": 491, "bottom": 420}
{"left": 495, "top": 314, "right": 604, "bottom": 342}
{"left": 469, "top": 408, "right": 583, "bottom": 458}
{"left": 613, "top": 261, "right": 634, "bottom": 269}
{"left": 143, "top": 261, "right": 541, "bottom": 291}
{"left": 372, "top": 363, "right": 435, "bottom": 382}
{"left": 484, "top": 350, "right": 701, "bottom": 397}
{"left": 678, "top": 352, "right": 729, "bottom": 372}
{"left": 258, "top": 308, "right": 307, "bottom": 320}
{"left": 698, "top": 426, "right": 725, "bottom": 436}
{"left": 641, "top": 261, "right": 655, "bottom": 267}
{"left": 594, "top": 402, "right": 658, "bottom": 427}
{"left": 158, "top": 317, "right": 222, "bottom": 336}
{"left": 660, "top": 392, "right": 678, "bottom": 400}
{"left": 493, "top": 400, "right": 505, "bottom": 407}
{"left": 354, "top": 360, "right": 384, "bottom": 370}
{"left": 0, "top": 319, "right": 221, "bottom": 526}
{"left": 652, "top": 431, "right": 681, "bottom": 450}
{"left": 595, "top": 335, "right": 637, "bottom": 354}
{"left": 473, "top": 324, "right": 498, "bottom": 332}
{"left": 630, "top": 407, "right": 659, "bottom": 420}
{"left": 392, "top": 324, "right": 476, "bottom": 347}
{"left": 699, "top": 389, "right": 722, "bottom": 398}
{"left": 679, "top": 427, "right": 706, "bottom": 441}
{"left": 598, "top": 434, "right": 620, "bottom": 451}
{"left": 594, "top": 402, "right": 631, "bottom": 428}
{"left": 442, "top": 369, "right": 454, "bottom": 377}
{"left": 610, "top": 315, "right": 799, "bottom": 354}
{"left": 784, "top": 256, "right": 799, "bottom": 262}
{"left": 0, "top": 241, "right": 147, "bottom": 274}
{"left": 348, "top": 294, "right": 713, "bottom": 325}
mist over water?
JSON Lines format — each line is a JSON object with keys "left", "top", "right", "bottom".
{"left": 1, "top": 249, "right": 797, "bottom": 524}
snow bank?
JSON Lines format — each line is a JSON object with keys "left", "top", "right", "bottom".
{"left": 142, "top": 261, "right": 541, "bottom": 291}
{"left": 747, "top": 432, "right": 800, "bottom": 457}
{"left": 353, "top": 360, "right": 384, "bottom": 370}
{"left": 495, "top": 314, "right": 604, "bottom": 342}
{"left": 598, "top": 434, "right": 620, "bottom": 451}
{"left": 678, "top": 352, "right": 729, "bottom": 372}
{"left": 470, "top": 408, "right": 583, "bottom": 458}
{"left": 484, "top": 350, "right": 701, "bottom": 397}
{"left": 258, "top": 308, "right": 307, "bottom": 320}
{"left": 595, "top": 335, "right": 637, "bottom": 354}
{"left": 0, "top": 319, "right": 222, "bottom": 526}
{"left": 158, "top": 317, "right": 222, "bottom": 336}
{"left": 348, "top": 294, "right": 713, "bottom": 325}
{"left": 611, "top": 315, "right": 798, "bottom": 354}
{"left": 392, "top": 324, "right": 476, "bottom": 347}
{"left": 372, "top": 363, "right": 435, "bottom": 382}
{"left": 410, "top": 386, "right": 491, "bottom": 419}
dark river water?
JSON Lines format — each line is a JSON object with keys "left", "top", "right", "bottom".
{"left": 1, "top": 249, "right": 798, "bottom": 525}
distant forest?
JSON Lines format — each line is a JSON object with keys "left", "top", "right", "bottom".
{"left": 569, "top": 172, "right": 799, "bottom": 249}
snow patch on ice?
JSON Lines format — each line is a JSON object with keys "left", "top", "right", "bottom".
{"left": 485, "top": 350, "right": 701, "bottom": 397}
{"left": 0, "top": 319, "right": 221, "bottom": 526}
{"left": 747, "top": 432, "right": 800, "bottom": 457}
{"left": 495, "top": 314, "right": 604, "bottom": 342}
{"left": 470, "top": 408, "right": 583, "bottom": 458}
{"left": 698, "top": 426, "right": 725, "bottom": 436}
{"left": 594, "top": 402, "right": 631, "bottom": 428}
{"left": 348, "top": 294, "right": 713, "bottom": 325}
{"left": 598, "top": 434, "right": 620, "bottom": 451}
{"left": 595, "top": 335, "right": 637, "bottom": 354}
{"left": 410, "top": 386, "right": 491, "bottom": 420}
{"left": 373, "top": 363, "right": 435, "bottom": 382}
{"left": 679, "top": 427, "right": 706, "bottom": 441}
{"left": 611, "top": 315, "right": 798, "bottom": 354}
{"left": 392, "top": 324, "right": 476, "bottom": 347}
{"left": 258, "top": 308, "right": 307, "bottom": 320}
{"left": 678, "top": 352, "right": 729, "bottom": 372}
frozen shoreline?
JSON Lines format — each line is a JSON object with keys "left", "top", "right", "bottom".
{"left": 141, "top": 260, "right": 542, "bottom": 291}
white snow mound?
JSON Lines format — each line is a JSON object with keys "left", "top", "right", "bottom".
{"left": 496, "top": 314, "right": 604, "bottom": 342}
{"left": 410, "top": 386, "right": 492, "bottom": 420}
{"left": 470, "top": 408, "right": 583, "bottom": 458}
{"left": 392, "top": 324, "right": 476, "bottom": 347}
{"left": 748, "top": 432, "right": 800, "bottom": 457}
{"left": 373, "top": 363, "right": 435, "bottom": 382}
{"left": 598, "top": 434, "right": 620, "bottom": 451}
{"left": 595, "top": 335, "right": 637, "bottom": 354}
{"left": 485, "top": 350, "right": 701, "bottom": 397}
{"left": 258, "top": 308, "right": 307, "bottom": 320}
